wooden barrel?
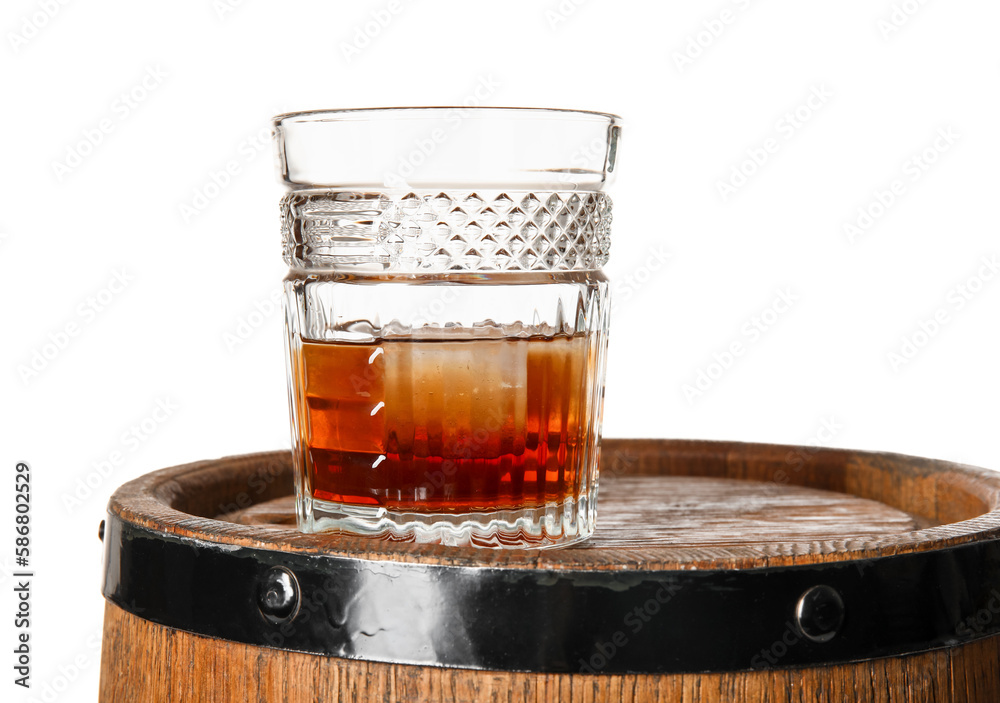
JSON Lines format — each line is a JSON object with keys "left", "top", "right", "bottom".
{"left": 99, "top": 439, "right": 1000, "bottom": 702}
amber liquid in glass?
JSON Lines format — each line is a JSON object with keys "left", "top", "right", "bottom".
{"left": 295, "top": 335, "right": 596, "bottom": 513}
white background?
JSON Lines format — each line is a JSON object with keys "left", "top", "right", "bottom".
{"left": 2, "top": 1, "right": 1000, "bottom": 700}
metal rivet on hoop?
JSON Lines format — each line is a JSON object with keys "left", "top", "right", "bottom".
{"left": 257, "top": 566, "right": 300, "bottom": 624}
{"left": 795, "top": 585, "right": 845, "bottom": 643}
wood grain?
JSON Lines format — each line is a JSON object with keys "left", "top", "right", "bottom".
{"left": 107, "top": 439, "right": 1000, "bottom": 571}
{"left": 100, "top": 603, "right": 1000, "bottom": 703}
{"left": 225, "top": 476, "right": 925, "bottom": 547}
{"left": 99, "top": 439, "right": 1000, "bottom": 702}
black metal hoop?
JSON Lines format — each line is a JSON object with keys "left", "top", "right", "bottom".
{"left": 101, "top": 513, "right": 1000, "bottom": 674}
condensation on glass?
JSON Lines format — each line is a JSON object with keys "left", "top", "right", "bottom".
{"left": 273, "top": 107, "right": 621, "bottom": 548}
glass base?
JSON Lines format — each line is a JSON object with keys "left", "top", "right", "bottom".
{"left": 298, "top": 495, "right": 595, "bottom": 549}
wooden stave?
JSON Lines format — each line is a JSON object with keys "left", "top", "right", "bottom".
{"left": 100, "top": 603, "right": 1000, "bottom": 703}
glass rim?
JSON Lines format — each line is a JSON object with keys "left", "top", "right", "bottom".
{"left": 273, "top": 106, "right": 622, "bottom": 126}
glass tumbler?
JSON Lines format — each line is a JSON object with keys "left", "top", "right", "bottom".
{"left": 274, "top": 107, "right": 621, "bottom": 548}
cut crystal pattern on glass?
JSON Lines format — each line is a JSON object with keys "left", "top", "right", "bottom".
{"left": 281, "top": 190, "right": 612, "bottom": 271}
